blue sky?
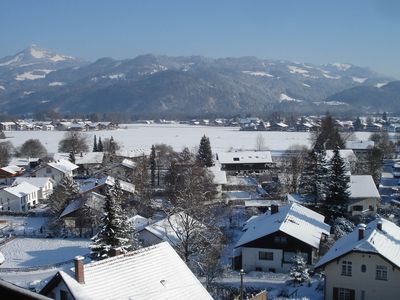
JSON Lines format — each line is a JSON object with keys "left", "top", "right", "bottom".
{"left": 1, "top": 0, "right": 400, "bottom": 78}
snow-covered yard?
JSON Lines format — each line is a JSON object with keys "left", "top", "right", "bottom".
{"left": 0, "top": 238, "right": 90, "bottom": 268}
{"left": 0, "top": 216, "right": 48, "bottom": 235}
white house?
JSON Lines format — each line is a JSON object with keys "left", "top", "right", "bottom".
{"left": 34, "top": 160, "right": 79, "bottom": 184}
{"left": 348, "top": 175, "right": 380, "bottom": 215}
{"left": 40, "top": 242, "right": 213, "bottom": 300}
{"left": 12, "top": 177, "right": 54, "bottom": 200}
{"left": 54, "top": 152, "right": 104, "bottom": 174}
{"left": 234, "top": 203, "right": 330, "bottom": 273}
{"left": 217, "top": 150, "right": 273, "bottom": 174}
{"left": 315, "top": 218, "right": 400, "bottom": 300}
{"left": 0, "top": 182, "right": 40, "bottom": 212}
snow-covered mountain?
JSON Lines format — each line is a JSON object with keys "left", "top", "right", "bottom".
{"left": 0, "top": 45, "right": 395, "bottom": 116}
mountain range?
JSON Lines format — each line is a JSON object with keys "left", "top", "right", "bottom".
{"left": 0, "top": 45, "right": 398, "bottom": 118}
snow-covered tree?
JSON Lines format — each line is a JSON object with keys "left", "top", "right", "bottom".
{"left": 90, "top": 179, "right": 137, "bottom": 259}
{"left": 289, "top": 254, "right": 310, "bottom": 286}
{"left": 98, "top": 137, "right": 103, "bottom": 152}
{"left": 315, "top": 148, "right": 329, "bottom": 202}
{"left": 69, "top": 150, "right": 75, "bottom": 164}
{"left": 196, "top": 135, "right": 213, "bottom": 167}
{"left": 326, "top": 147, "right": 350, "bottom": 215}
{"left": 333, "top": 217, "right": 355, "bottom": 239}
{"left": 93, "top": 135, "right": 98, "bottom": 152}
{"left": 299, "top": 150, "right": 318, "bottom": 197}
{"left": 150, "top": 145, "right": 156, "bottom": 187}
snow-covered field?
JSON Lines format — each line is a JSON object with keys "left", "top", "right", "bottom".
{"left": 0, "top": 238, "right": 90, "bottom": 268}
{"left": 0, "top": 216, "right": 48, "bottom": 235}
{"left": 4, "top": 124, "right": 373, "bottom": 154}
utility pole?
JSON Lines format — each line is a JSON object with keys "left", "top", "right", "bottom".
{"left": 239, "top": 269, "right": 245, "bottom": 300}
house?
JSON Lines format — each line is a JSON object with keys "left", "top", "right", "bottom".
{"left": 217, "top": 151, "right": 273, "bottom": 174}
{"left": 208, "top": 164, "right": 227, "bottom": 197}
{"left": 0, "top": 182, "right": 40, "bottom": 212}
{"left": 60, "top": 192, "right": 105, "bottom": 237}
{"left": 315, "top": 218, "right": 400, "bottom": 300}
{"left": 9, "top": 158, "right": 41, "bottom": 171}
{"left": 116, "top": 148, "right": 151, "bottom": 160}
{"left": 348, "top": 175, "right": 380, "bottom": 215}
{"left": 345, "top": 140, "right": 374, "bottom": 157}
{"left": 234, "top": 203, "right": 330, "bottom": 273}
{"left": 129, "top": 214, "right": 152, "bottom": 231}
{"left": 54, "top": 152, "right": 104, "bottom": 175}
{"left": 0, "top": 165, "right": 25, "bottom": 184}
{"left": 33, "top": 160, "right": 79, "bottom": 184}
{"left": 40, "top": 242, "right": 213, "bottom": 300}
{"left": 12, "top": 177, "right": 54, "bottom": 200}
{"left": 0, "top": 122, "right": 16, "bottom": 131}
{"left": 269, "top": 122, "right": 289, "bottom": 131}
{"left": 79, "top": 176, "right": 135, "bottom": 196}
{"left": 138, "top": 212, "right": 201, "bottom": 247}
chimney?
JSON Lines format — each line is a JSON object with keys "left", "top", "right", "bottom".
{"left": 110, "top": 247, "right": 121, "bottom": 257}
{"left": 74, "top": 256, "right": 85, "bottom": 284}
{"left": 377, "top": 221, "right": 382, "bottom": 231}
{"left": 271, "top": 205, "right": 279, "bottom": 215}
{"left": 358, "top": 224, "right": 366, "bottom": 241}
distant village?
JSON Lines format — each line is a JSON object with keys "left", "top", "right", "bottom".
{"left": 0, "top": 113, "right": 399, "bottom": 300}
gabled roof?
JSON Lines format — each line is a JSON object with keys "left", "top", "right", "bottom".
{"left": 12, "top": 177, "right": 54, "bottom": 189}
{"left": 129, "top": 214, "right": 151, "bottom": 231}
{"left": 235, "top": 203, "right": 330, "bottom": 249}
{"left": 54, "top": 152, "right": 104, "bottom": 165}
{"left": 3, "top": 182, "right": 39, "bottom": 198}
{"left": 41, "top": 242, "right": 212, "bottom": 300}
{"left": 349, "top": 175, "right": 380, "bottom": 199}
{"left": 143, "top": 213, "right": 201, "bottom": 245}
{"left": 315, "top": 218, "right": 400, "bottom": 269}
{"left": 217, "top": 151, "right": 273, "bottom": 164}
{"left": 47, "top": 159, "right": 79, "bottom": 173}
{"left": 0, "top": 165, "right": 24, "bottom": 175}
{"left": 79, "top": 176, "right": 135, "bottom": 194}
{"left": 0, "top": 278, "right": 51, "bottom": 300}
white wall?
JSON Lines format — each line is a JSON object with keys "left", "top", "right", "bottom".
{"left": 35, "top": 167, "right": 65, "bottom": 184}
{"left": 324, "top": 252, "right": 400, "bottom": 300}
{"left": 241, "top": 247, "right": 287, "bottom": 273}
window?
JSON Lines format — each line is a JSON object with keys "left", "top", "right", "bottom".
{"left": 338, "top": 288, "right": 355, "bottom": 300}
{"left": 274, "top": 236, "right": 287, "bottom": 243}
{"left": 341, "top": 261, "right": 352, "bottom": 276}
{"left": 233, "top": 157, "right": 240, "bottom": 161}
{"left": 60, "top": 289, "right": 68, "bottom": 300}
{"left": 361, "top": 291, "right": 366, "bottom": 300}
{"left": 259, "top": 251, "right": 273, "bottom": 260}
{"left": 352, "top": 205, "right": 363, "bottom": 211}
{"left": 46, "top": 167, "right": 52, "bottom": 174}
{"left": 376, "top": 265, "right": 388, "bottom": 281}
{"left": 361, "top": 264, "right": 366, "bottom": 273}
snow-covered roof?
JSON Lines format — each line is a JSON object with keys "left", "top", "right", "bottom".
{"left": 235, "top": 203, "right": 330, "bottom": 249}
{"left": 9, "top": 157, "right": 40, "bottom": 167}
{"left": 116, "top": 148, "right": 151, "bottom": 158}
{"left": 121, "top": 158, "right": 136, "bottom": 169}
{"left": 208, "top": 165, "right": 227, "bottom": 185}
{"left": 325, "top": 149, "right": 357, "bottom": 162}
{"left": 143, "top": 213, "right": 201, "bottom": 245}
{"left": 79, "top": 176, "right": 135, "bottom": 194}
{"left": 349, "top": 175, "right": 380, "bottom": 199}
{"left": 48, "top": 159, "right": 79, "bottom": 173}
{"left": 12, "top": 177, "right": 54, "bottom": 189}
{"left": 4, "top": 182, "right": 39, "bottom": 198}
{"left": 271, "top": 122, "right": 288, "bottom": 128}
{"left": 60, "top": 199, "right": 83, "bottom": 218}
{"left": 218, "top": 151, "right": 273, "bottom": 164}
{"left": 345, "top": 140, "right": 374, "bottom": 150}
{"left": 244, "top": 200, "right": 280, "bottom": 207}
{"left": 315, "top": 218, "right": 400, "bottom": 269}
{"left": 0, "top": 165, "right": 24, "bottom": 174}
{"left": 129, "top": 214, "right": 151, "bottom": 231}
{"left": 54, "top": 242, "right": 212, "bottom": 300}
{"left": 54, "top": 152, "right": 104, "bottom": 165}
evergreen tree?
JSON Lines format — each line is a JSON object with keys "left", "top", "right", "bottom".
{"left": 150, "top": 145, "right": 156, "bottom": 187}
{"left": 98, "top": 137, "right": 103, "bottom": 152}
{"left": 69, "top": 150, "right": 75, "bottom": 164}
{"left": 382, "top": 111, "right": 387, "bottom": 122}
{"left": 90, "top": 179, "right": 137, "bottom": 259}
{"left": 326, "top": 147, "right": 350, "bottom": 215}
{"left": 314, "top": 113, "right": 344, "bottom": 149}
{"left": 289, "top": 254, "right": 310, "bottom": 286}
{"left": 299, "top": 150, "right": 318, "bottom": 197}
{"left": 196, "top": 135, "right": 213, "bottom": 167}
{"left": 0, "top": 130, "right": 5, "bottom": 139}
{"left": 93, "top": 135, "right": 98, "bottom": 152}
{"left": 109, "top": 136, "right": 116, "bottom": 163}
{"left": 353, "top": 117, "right": 363, "bottom": 131}
{"left": 46, "top": 176, "right": 80, "bottom": 216}
{"left": 315, "top": 148, "right": 329, "bottom": 202}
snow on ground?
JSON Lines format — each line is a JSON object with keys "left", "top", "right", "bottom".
{"left": 242, "top": 71, "right": 274, "bottom": 77}
{"left": 322, "top": 73, "right": 340, "bottom": 80}
{"left": 48, "top": 81, "right": 65, "bottom": 86}
{"left": 0, "top": 85, "right": 5, "bottom": 90}
{"left": 5, "top": 125, "right": 373, "bottom": 155}
{"left": 0, "top": 238, "right": 90, "bottom": 268}
{"left": 279, "top": 93, "right": 303, "bottom": 103}
{"left": 352, "top": 76, "right": 367, "bottom": 83}
{"left": 288, "top": 66, "right": 309, "bottom": 74}
{"left": 375, "top": 82, "right": 388, "bottom": 88}
{"left": 0, "top": 216, "right": 48, "bottom": 235}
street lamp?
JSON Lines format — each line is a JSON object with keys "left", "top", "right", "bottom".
{"left": 239, "top": 269, "right": 245, "bottom": 300}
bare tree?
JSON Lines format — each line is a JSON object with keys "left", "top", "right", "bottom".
{"left": 18, "top": 139, "right": 47, "bottom": 158}
{"left": 0, "top": 141, "right": 13, "bottom": 167}
{"left": 58, "top": 131, "right": 89, "bottom": 154}
{"left": 280, "top": 145, "right": 308, "bottom": 193}
{"left": 132, "top": 155, "right": 152, "bottom": 215}
{"left": 255, "top": 133, "right": 266, "bottom": 151}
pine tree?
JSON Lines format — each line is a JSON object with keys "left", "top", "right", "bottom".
{"left": 197, "top": 135, "right": 213, "bottom": 167}
{"left": 93, "top": 135, "right": 98, "bottom": 152}
{"left": 327, "top": 147, "right": 350, "bottom": 215}
{"left": 315, "top": 148, "right": 329, "bottom": 202}
{"left": 0, "top": 130, "right": 5, "bottom": 139}
{"left": 109, "top": 136, "right": 116, "bottom": 163}
{"left": 69, "top": 151, "right": 75, "bottom": 164}
{"left": 150, "top": 145, "right": 156, "bottom": 187}
{"left": 98, "top": 137, "right": 103, "bottom": 152}
{"left": 90, "top": 179, "right": 137, "bottom": 259}
{"left": 299, "top": 150, "right": 318, "bottom": 197}
{"left": 353, "top": 117, "right": 363, "bottom": 131}
{"left": 289, "top": 254, "right": 310, "bottom": 286}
